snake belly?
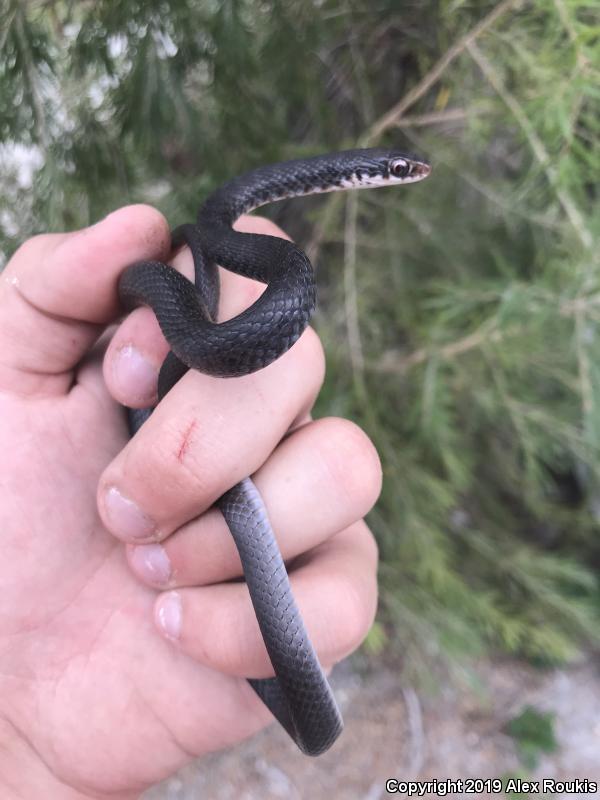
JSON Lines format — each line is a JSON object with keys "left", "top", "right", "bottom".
{"left": 118, "top": 148, "right": 431, "bottom": 756}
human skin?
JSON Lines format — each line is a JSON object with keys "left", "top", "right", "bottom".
{"left": 0, "top": 206, "right": 381, "bottom": 799}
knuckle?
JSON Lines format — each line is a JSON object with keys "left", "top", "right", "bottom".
{"left": 200, "top": 598, "right": 260, "bottom": 675}
{"left": 158, "top": 412, "right": 209, "bottom": 492}
{"left": 115, "top": 410, "right": 210, "bottom": 507}
{"left": 200, "top": 606, "right": 233, "bottom": 665}
{"left": 317, "top": 418, "right": 383, "bottom": 515}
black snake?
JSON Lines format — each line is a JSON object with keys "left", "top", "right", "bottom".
{"left": 118, "top": 148, "right": 431, "bottom": 756}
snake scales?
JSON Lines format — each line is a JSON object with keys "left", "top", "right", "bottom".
{"left": 119, "top": 148, "right": 431, "bottom": 756}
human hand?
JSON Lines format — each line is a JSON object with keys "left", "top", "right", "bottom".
{"left": 0, "top": 206, "right": 381, "bottom": 799}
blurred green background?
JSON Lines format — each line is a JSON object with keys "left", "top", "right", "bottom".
{"left": 2, "top": 0, "right": 599, "bottom": 685}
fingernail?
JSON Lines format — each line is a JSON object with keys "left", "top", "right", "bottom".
{"left": 104, "top": 486, "right": 156, "bottom": 540}
{"left": 113, "top": 345, "right": 158, "bottom": 403}
{"left": 130, "top": 543, "right": 172, "bottom": 586}
{"left": 156, "top": 592, "right": 182, "bottom": 640}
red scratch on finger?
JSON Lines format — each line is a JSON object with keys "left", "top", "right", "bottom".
{"left": 177, "top": 420, "right": 197, "bottom": 462}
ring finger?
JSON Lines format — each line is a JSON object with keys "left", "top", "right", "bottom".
{"left": 152, "top": 519, "right": 379, "bottom": 679}
{"left": 126, "top": 416, "right": 382, "bottom": 588}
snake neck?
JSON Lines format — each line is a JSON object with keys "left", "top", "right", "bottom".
{"left": 197, "top": 149, "right": 403, "bottom": 226}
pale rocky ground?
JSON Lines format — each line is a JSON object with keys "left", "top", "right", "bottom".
{"left": 144, "top": 658, "right": 600, "bottom": 799}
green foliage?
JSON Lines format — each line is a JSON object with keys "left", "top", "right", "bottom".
{"left": 506, "top": 706, "right": 559, "bottom": 769}
{"left": 2, "top": 0, "right": 600, "bottom": 683}
{"left": 362, "top": 619, "right": 387, "bottom": 657}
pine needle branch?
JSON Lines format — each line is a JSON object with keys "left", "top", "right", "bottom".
{"left": 14, "top": 4, "right": 50, "bottom": 148}
{"left": 307, "top": 0, "right": 521, "bottom": 260}
{"left": 466, "top": 39, "right": 592, "bottom": 249}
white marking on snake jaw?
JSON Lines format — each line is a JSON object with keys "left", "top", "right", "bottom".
{"left": 4, "top": 274, "right": 19, "bottom": 287}
{"left": 338, "top": 171, "right": 427, "bottom": 189}
{"left": 340, "top": 174, "right": 393, "bottom": 188}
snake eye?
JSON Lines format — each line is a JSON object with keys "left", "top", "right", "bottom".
{"left": 390, "top": 158, "right": 411, "bottom": 178}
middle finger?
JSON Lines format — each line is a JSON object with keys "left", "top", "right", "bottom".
{"left": 126, "top": 416, "right": 383, "bottom": 588}
{"left": 97, "top": 325, "right": 325, "bottom": 544}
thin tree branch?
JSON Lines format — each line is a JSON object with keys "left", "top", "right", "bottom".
{"left": 574, "top": 308, "right": 593, "bottom": 416}
{"left": 401, "top": 687, "right": 426, "bottom": 778}
{"left": 343, "top": 191, "right": 364, "bottom": 373}
{"left": 362, "top": 0, "right": 521, "bottom": 145}
{"left": 392, "top": 107, "right": 470, "bottom": 128}
{"left": 373, "top": 320, "right": 506, "bottom": 375}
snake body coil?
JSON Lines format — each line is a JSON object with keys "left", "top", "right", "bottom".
{"left": 119, "top": 148, "right": 431, "bottom": 756}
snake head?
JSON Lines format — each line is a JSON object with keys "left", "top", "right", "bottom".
{"left": 334, "top": 148, "right": 431, "bottom": 188}
{"left": 385, "top": 152, "right": 431, "bottom": 183}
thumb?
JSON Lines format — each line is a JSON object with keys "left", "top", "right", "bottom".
{"left": 0, "top": 205, "right": 170, "bottom": 397}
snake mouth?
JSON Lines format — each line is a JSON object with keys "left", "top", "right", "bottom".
{"left": 412, "top": 161, "right": 432, "bottom": 179}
